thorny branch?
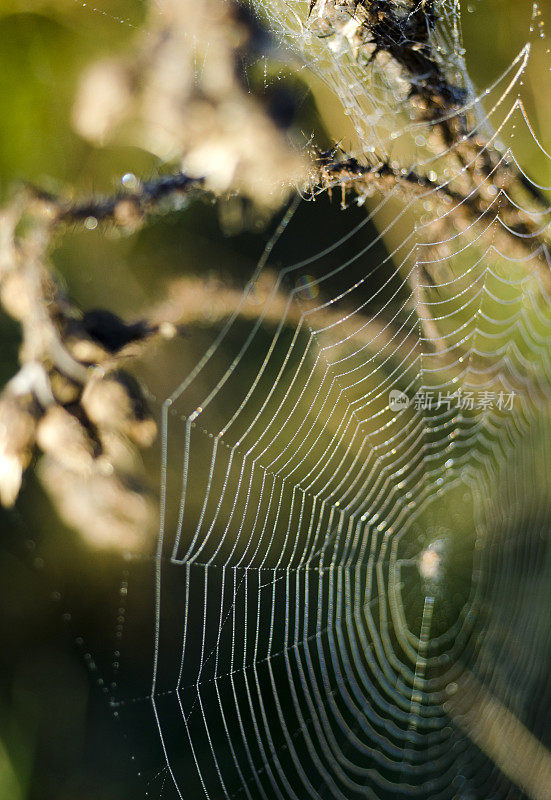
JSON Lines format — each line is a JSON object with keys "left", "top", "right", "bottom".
{"left": 53, "top": 0, "right": 551, "bottom": 256}
{"left": 310, "top": 2, "right": 548, "bottom": 219}
{"left": 311, "top": 0, "right": 467, "bottom": 112}
{"left": 306, "top": 0, "right": 551, "bottom": 333}
{"left": 314, "top": 146, "right": 551, "bottom": 259}
{"left": 31, "top": 172, "right": 207, "bottom": 229}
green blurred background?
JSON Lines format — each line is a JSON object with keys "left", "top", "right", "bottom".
{"left": 1, "top": 1, "right": 551, "bottom": 798}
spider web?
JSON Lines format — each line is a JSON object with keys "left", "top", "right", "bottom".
{"left": 69, "top": 1, "right": 551, "bottom": 798}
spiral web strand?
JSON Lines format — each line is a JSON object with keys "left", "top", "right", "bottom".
{"left": 90, "top": 1, "right": 551, "bottom": 798}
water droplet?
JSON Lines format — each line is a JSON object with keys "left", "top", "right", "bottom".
{"left": 121, "top": 172, "right": 140, "bottom": 191}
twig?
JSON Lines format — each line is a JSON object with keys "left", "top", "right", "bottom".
{"left": 28, "top": 172, "right": 207, "bottom": 229}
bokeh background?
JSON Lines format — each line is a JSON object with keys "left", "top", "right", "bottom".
{"left": 1, "top": 1, "right": 551, "bottom": 798}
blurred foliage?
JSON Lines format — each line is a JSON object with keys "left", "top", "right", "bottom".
{"left": 0, "top": 1, "right": 154, "bottom": 199}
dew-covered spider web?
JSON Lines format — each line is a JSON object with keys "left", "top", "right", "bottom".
{"left": 70, "top": 1, "right": 551, "bottom": 798}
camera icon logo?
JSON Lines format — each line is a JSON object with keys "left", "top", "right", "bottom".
{"left": 388, "top": 390, "right": 410, "bottom": 412}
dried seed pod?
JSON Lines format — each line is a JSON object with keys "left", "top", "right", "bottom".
{"left": 80, "top": 310, "right": 153, "bottom": 354}
{"left": 126, "top": 416, "right": 157, "bottom": 448}
{"left": 38, "top": 455, "right": 155, "bottom": 552}
{"left": 0, "top": 392, "right": 37, "bottom": 453}
{"left": 64, "top": 311, "right": 153, "bottom": 365}
{"left": 49, "top": 370, "right": 81, "bottom": 405}
{"left": 82, "top": 370, "right": 157, "bottom": 447}
{"left": 0, "top": 392, "right": 38, "bottom": 507}
{"left": 65, "top": 334, "right": 111, "bottom": 366}
{"left": 36, "top": 406, "right": 97, "bottom": 473}
{"left": 0, "top": 271, "right": 33, "bottom": 322}
{"left": 72, "top": 58, "right": 135, "bottom": 143}
{"left": 97, "top": 429, "right": 138, "bottom": 473}
{"left": 1, "top": 265, "right": 61, "bottom": 326}
{"left": 0, "top": 453, "right": 23, "bottom": 507}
